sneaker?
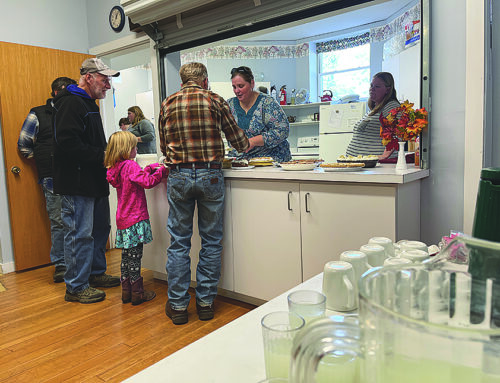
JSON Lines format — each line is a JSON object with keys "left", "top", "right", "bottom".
{"left": 89, "top": 273, "right": 120, "bottom": 288}
{"left": 65, "top": 286, "right": 105, "bottom": 304}
{"left": 165, "top": 300, "right": 188, "bottom": 325}
{"left": 53, "top": 265, "right": 66, "bottom": 283}
{"left": 196, "top": 302, "right": 214, "bottom": 321}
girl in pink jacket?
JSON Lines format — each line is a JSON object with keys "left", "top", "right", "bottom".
{"left": 104, "top": 131, "right": 168, "bottom": 305}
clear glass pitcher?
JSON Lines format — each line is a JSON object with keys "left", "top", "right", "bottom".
{"left": 290, "top": 236, "right": 500, "bottom": 383}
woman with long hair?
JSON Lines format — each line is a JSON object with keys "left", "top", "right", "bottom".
{"left": 346, "top": 72, "right": 400, "bottom": 159}
{"left": 127, "top": 105, "right": 157, "bottom": 154}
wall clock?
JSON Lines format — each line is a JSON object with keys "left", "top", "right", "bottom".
{"left": 109, "top": 5, "right": 125, "bottom": 32}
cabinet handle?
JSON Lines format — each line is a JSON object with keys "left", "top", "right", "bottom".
{"left": 288, "top": 191, "right": 293, "bottom": 211}
{"left": 305, "top": 192, "right": 311, "bottom": 213}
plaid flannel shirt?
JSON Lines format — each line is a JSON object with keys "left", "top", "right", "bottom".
{"left": 17, "top": 108, "right": 54, "bottom": 192}
{"left": 158, "top": 81, "right": 249, "bottom": 163}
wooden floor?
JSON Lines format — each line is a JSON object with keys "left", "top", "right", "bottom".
{"left": 0, "top": 249, "right": 256, "bottom": 382}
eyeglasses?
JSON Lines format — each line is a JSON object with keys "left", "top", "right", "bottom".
{"left": 231, "top": 67, "right": 253, "bottom": 79}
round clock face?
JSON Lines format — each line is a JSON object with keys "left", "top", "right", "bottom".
{"left": 109, "top": 6, "right": 125, "bottom": 32}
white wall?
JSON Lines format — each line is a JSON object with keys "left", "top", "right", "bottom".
{"left": 0, "top": 0, "right": 89, "bottom": 53}
{"left": 86, "top": 0, "right": 137, "bottom": 48}
{"left": 420, "top": 0, "right": 467, "bottom": 245}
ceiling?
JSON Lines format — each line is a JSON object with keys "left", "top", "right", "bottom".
{"left": 239, "top": 0, "right": 416, "bottom": 43}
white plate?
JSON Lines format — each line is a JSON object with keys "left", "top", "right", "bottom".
{"left": 321, "top": 166, "right": 363, "bottom": 172}
{"left": 231, "top": 165, "right": 255, "bottom": 170}
{"left": 280, "top": 163, "right": 317, "bottom": 171}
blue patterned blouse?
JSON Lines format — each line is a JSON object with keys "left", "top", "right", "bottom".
{"left": 227, "top": 94, "right": 292, "bottom": 162}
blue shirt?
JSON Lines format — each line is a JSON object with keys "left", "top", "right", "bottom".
{"left": 227, "top": 94, "right": 291, "bottom": 162}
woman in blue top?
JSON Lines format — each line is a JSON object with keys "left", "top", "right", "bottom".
{"left": 227, "top": 66, "right": 291, "bottom": 162}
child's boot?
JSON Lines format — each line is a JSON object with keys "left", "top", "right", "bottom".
{"left": 121, "top": 277, "right": 132, "bottom": 303}
{"left": 131, "top": 276, "right": 156, "bottom": 305}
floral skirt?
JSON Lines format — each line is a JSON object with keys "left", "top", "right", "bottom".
{"left": 115, "top": 219, "right": 153, "bottom": 249}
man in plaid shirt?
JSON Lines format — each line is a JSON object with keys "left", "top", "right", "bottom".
{"left": 17, "top": 77, "right": 76, "bottom": 283}
{"left": 159, "top": 62, "right": 250, "bottom": 325}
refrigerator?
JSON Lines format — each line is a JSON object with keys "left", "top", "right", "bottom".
{"left": 319, "top": 102, "right": 366, "bottom": 162}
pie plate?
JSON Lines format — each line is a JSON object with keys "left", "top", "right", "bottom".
{"left": 280, "top": 163, "right": 317, "bottom": 171}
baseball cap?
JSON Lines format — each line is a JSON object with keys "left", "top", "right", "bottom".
{"left": 80, "top": 58, "right": 120, "bottom": 77}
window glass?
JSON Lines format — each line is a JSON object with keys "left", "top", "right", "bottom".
{"left": 318, "top": 44, "right": 370, "bottom": 100}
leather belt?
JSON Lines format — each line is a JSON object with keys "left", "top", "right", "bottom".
{"left": 168, "top": 162, "right": 222, "bottom": 170}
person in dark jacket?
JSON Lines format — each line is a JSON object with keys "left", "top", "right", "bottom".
{"left": 18, "top": 76, "right": 76, "bottom": 283}
{"left": 53, "top": 58, "right": 120, "bottom": 304}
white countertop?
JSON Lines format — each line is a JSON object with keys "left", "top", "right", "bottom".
{"left": 124, "top": 273, "right": 350, "bottom": 383}
{"left": 223, "top": 163, "right": 428, "bottom": 184}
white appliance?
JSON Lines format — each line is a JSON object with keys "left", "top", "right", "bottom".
{"left": 291, "top": 136, "right": 319, "bottom": 159}
{"left": 319, "top": 102, "right": 366, "bottom": 162}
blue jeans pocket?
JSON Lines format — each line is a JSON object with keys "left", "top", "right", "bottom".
{"left": 167, "top": 172, "right": 186, "bottom": 202}
{"left": 202, "top": 172, "right": 223, "bottom": 200}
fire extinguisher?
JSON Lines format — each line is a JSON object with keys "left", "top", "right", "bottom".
{"left": 280, "top": 85, "right": 287, "bottom": 105}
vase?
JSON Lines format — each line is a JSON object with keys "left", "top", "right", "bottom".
{"left": 395, "top": 141, "right": 407, "bottom": 172}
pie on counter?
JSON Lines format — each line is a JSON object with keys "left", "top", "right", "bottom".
{"left": 337, "top": 154, "right": 378, "bottom": 168}
{"left": 231, "top": 159, "right": 249, "bottom": 167}
{"left": 320, "top": 162, "right": 365, "bottom": 168}
{"left": 249, "top": 157, "right": 274, "bottom": 166}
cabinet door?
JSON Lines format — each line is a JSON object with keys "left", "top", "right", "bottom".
{"left": 300, "top": 183, "right": 396, "bottom": 280}
{"left": 232, "top": 180, "right": 302, "bottom": 301}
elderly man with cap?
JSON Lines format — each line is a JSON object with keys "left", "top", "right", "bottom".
{"left": 53, "top": 58, "right": 120, "bottom": 303}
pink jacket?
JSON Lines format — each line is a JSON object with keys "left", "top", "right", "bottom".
{"left": 106, "top": 160, "right": 167, "bottom": 230}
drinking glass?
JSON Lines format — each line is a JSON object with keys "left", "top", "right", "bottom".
{"left": 261, "top": 311, "right": 305, "bottom": 379}
{"left": 287, "top": 290, "right": 326, "bottom": 324}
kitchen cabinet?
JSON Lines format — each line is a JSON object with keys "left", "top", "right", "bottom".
{"left": 230, "top": 180, "right": 302, "bottom": 301}
{"left": 299, "top": 182, "right": 398, "bottom": 279}
{"left": 230, "top": 179, "right": 411, "bottom": 286}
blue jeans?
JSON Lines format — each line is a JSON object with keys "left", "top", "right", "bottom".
{"left": 61, "top": 195, "right": 111, "bottom": 293}
{"left": 41, "top": 184, "right": 65, "bottom": 267}
{"left": 166, "top": 167, "right": 224, "bottom": 310}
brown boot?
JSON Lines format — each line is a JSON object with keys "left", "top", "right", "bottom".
{"left": 121, "top": 277, "right": 131, "bottom": 304}
{"left": 131, "top": 276, "right": 156, "bottom": 306}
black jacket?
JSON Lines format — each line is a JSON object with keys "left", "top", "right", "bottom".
{"left": 32, "top": 99, "right": 55, "bottom": 179}
{"left": 52, "top": 85, "right": 109, "bottom": 197}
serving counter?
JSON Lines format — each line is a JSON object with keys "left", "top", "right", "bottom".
{"left": 116, "top": 160, "right": 429, "bottom": 305}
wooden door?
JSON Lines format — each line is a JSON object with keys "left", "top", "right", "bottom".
{"left": 0, "top": 42, "right": 92, "bottom": 270}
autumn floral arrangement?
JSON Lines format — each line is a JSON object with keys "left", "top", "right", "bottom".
{"left": 379, "top": 101, "right": 428, "bottom": 151}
